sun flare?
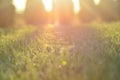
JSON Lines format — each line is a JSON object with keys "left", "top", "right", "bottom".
{"left": 12, "top": 0, "right": 100, "bottom": 13}
{"left": 42, "top": 0, "right": 53, "bottom": 12}
{"left": 94, "top": 0, "right": 100, "bottom": 5}
{"left": 13, "top": 0, "right": 27, "bottom": 12}
{"left": 72, "top": 0, "right": 80, "bottom": 14}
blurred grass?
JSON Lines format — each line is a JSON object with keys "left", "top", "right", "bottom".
{"left": 0, "top": 22, "right": 120, "bottom": 80}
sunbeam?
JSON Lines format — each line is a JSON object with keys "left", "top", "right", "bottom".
{"left": 72, "top": 0, "right": 80, "bottom": 14}
{"left": 13, "top": 0, "right": 27, "bottom": 12}
{"left": 42, "top": 0, "right": 53, "bottom": 12}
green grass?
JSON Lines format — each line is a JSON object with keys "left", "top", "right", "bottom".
{"left": 0, "top": 22, "right": 120, "bottom": 80}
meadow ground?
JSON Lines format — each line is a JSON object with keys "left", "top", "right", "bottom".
{"left": 0, "top": 22, "right": 120, "bottom": 80}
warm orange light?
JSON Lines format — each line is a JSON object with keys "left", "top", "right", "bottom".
{"left": 72, "top": 0, "right": 80, "bottom": 14}
{"left": 13, "top": 0, "right": 27, "bottom": 12}
{"left": 42, "top": 0, "right": 53, "bottom": 12}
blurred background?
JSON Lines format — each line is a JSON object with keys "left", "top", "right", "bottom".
{"left": 0, "top": 1, "right": 120, "bottom": 80}
{"left": 0, "top": 0, "right": 120, "bottom": 27}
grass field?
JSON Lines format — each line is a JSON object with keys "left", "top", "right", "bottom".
{"left": 0, "top": 22, "right": 120, "bottom": 80}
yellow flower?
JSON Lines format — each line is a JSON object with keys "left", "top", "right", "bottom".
{"left": 62, "top": 60, "right": 67, "bottom": 66}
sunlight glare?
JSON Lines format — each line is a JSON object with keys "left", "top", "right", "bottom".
{"left": 72, "top": 0, "right": 80, "bottom": 14}
{"left": 94, "top": 0, "right": 100, "bottom": 5}
{"left": 42, "top": 0, "right": 53, "bottom": 12}
{"left": 13, "top": 0, "right": 27, "bottom": 12}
